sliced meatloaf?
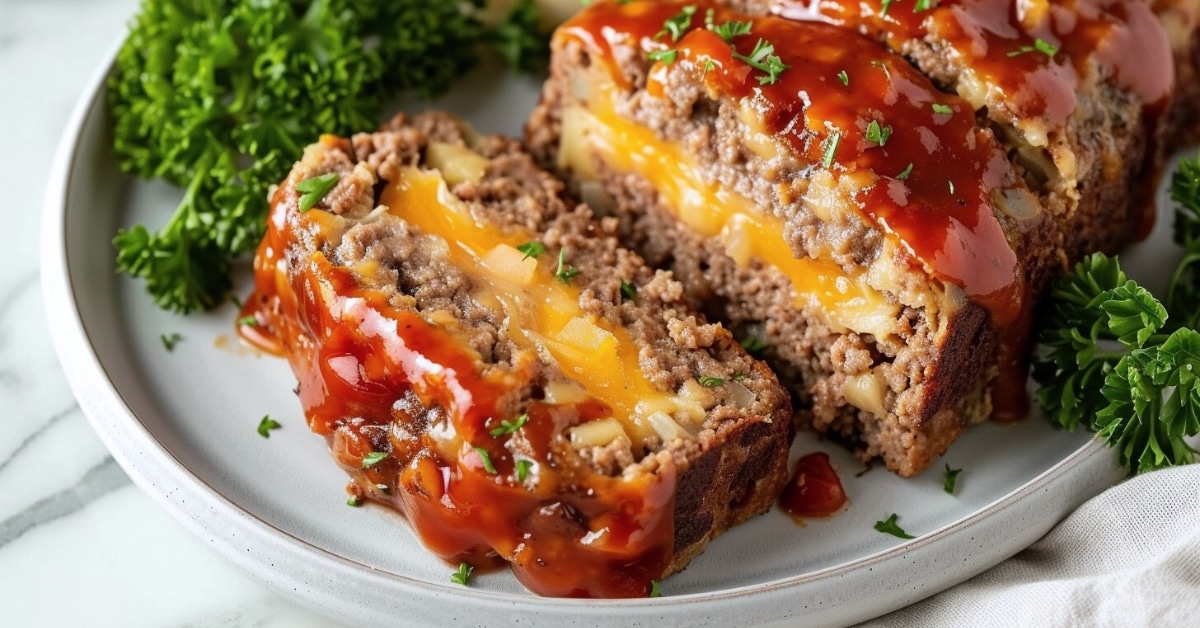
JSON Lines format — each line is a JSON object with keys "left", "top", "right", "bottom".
{"left": 526, "top": 0, "right": 1185, "bottom": 476}
{"left": 243, "top": 111, "right": 792, "bottom": 598}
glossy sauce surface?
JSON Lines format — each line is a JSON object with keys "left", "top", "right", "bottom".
{"left": 773, "top": 0, "right": 1173, "bottom": 129}
{"left": 779, "top": 452, "right": 848, "bottom": 518}
{"left": 244, "top": 138, "right": 676, "bottom": 598}
{"left": 560, "top": 0, "right": 1024, "bottom": 324}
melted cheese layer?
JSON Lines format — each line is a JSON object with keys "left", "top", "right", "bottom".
{"left": 558, "top": 89, "right": 901, "bottom": 339}
{"left": 379, "top": 166, "right": 702, "bottom": 448}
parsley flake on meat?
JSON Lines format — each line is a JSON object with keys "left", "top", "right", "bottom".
{"left": 555, "top": 249, "right": 582, "bottom": 284}
{"left": 362, "top": 451, "right": 388, "bottom": 468}
{"left": 295, "top": 173, "right": 340, "bottom": 213}
{"left": 620, "top": 279, "right": 638, "bottom": 302}
{"left": 490, "top": 414, "right": 529, "bottom": 437}
{"left": 516, "top": 459, "right": 533, "bottom": 483}
{"left": 865, "top": 120, "right": 892, "bottom": 147}
{"left": 657, "top": 5, "right": 697, "bottom": 43}
{"left": 1007, "top": 38, "right": 1060, "bottom": 58}
{"left": 698, "top": 376, "right": 725, "bottom": 388}
{"left": 517, "top": 240, "right": 546, "bottom": 260}
{"left": 474, "top": 447, "right": 498, "bottom": 473}
{"left": 732, "top": 38, "right": 789, "bottom": 85}
{"left": 822, "top": 130, "right": 842, "bottom": 168}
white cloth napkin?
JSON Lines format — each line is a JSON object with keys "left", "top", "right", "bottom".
{"left": 862, "top": 464, "right": 1200, "bottom": 626}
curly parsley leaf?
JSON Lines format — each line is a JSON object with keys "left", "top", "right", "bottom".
{"left": 1033, "top": 248, "right": 1200, "bottom": 474}
{"left": 108, "top": 0, "right": 543, "bottom": 314}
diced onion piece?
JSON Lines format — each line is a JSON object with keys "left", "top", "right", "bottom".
{"left": 543, "top": 381, "right": 590, "bottom": 405}
{"left": 426, "top": 142, "right": 490, "bottom": 186}
{"left": 557, "top": 316, "right": 618, "bottom": 354}
{"left": 647, "top": 411, "right": 688, "bottom": 443}
{"left": 842, "top": 371, "right": 888, "bottom": 418}
{"left": 558, "top": 105, "right": 599, "bottom": 180}
{"left": 728, "top": 380, "right": 757, "bottom": 409}
{"left": 481, "top": 243, "right": 538, "bottom": 286}
{"left": 569, "top": 417, "right": 627, "bottom": 449}
{"left": 719, "top": 214, "right": 754, "bottom": 267}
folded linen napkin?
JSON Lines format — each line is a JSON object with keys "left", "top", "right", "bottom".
{"left": 862, "top": 464, "right": 1200, "bottom": 626}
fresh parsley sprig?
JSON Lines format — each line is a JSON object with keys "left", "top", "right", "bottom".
{"left": 1033, "top": 154, "right": 1200, "bottom": 474}
{"left": 109, "top": 0, "right": 543, "bottom": 314}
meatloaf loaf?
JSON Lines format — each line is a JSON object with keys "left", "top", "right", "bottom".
{"left": 243, "top": 111, "right": 792, "bottom": 597}
{"left": 526, "top": 0, "right": 1189, "bottom": 476}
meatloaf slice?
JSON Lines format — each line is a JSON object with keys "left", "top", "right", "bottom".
{"left": 526, "top": 0, "right": 1182, "bottom": 476}
{"left": 244, "top": 111, "right": 792, "bottom": 598}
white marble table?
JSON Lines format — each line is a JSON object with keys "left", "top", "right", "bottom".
{"left": 0, "top": 1, "right": 330, "bottom": 624}
{"left": 4, "top": 1, "right": 1198, "bottom": 626}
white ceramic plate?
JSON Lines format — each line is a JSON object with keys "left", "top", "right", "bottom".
{"left": 46, "top": 45, "right": 1181, "bottom": 627}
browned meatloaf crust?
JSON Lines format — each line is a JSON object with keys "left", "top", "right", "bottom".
{"left": 246, "top": 111, "right": 792, "bottom": 597}
{"left": 526, "top": 0, "right": 1192, "bottom": 476}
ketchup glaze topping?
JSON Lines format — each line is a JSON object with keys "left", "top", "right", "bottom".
{"left": 559, "top": 0, "right": 1024, "bottom": 324}
{"left": 772, "top": 0, "right": 1174, "bottom": 131}
{"left": 244, "top": 137, "right": 676, "bottom": 598}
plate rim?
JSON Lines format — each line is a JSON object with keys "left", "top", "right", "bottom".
{"left": 39, "top": 36, "right": 1124, "bottom": 627}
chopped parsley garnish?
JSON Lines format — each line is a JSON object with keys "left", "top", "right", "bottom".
{"left": 516, "top": 459, "right": 532, "bottom": 483}
{"left": 295, "top": 172, "right": 339, "bottom": 213}
{"left": 732, "top": 38, "right": 789, "bottom": 85}
{"left": 874, "top": 513, "right": 916, "bottom": 539}
{"left": 740, "top": 335, "right": 768, "bottom": 355}
{"left": 880, "top": 0, "right": 896, "bottom": 18}
{"left": 451, "top": 562, "right": 474, "bottom": 586}
{"left": 649, "top": 580, "right": 663, "bottom": 597}
{"left": 698, "top": 375, "right": 725, "bottom": 388}
{"left": 837, "top": 70, "right": 849, "bottom": 86}
{"left": 896, "top": 163, "right": 914, "bottom": 180}
{"left": 821, "top": 130, "right": 842, "bottom": 168}
{"left": 1007, "top": 38, "right": 1059, "bottom": 58}
{"left": 490, "top": 414, "right": 529, "bottom": 437}
{"left": 620, "top": 279, "right": 638, "bottom": 302}
{"left": 160, "top": 332, "right": 182, "bottom": 352}
{"left": 555, "top": 249, "right": 582, "bottom": 284}
{"left": 362, "top": 451, "right": 388, "bottom": 468}
{"left": 648, "top": 49, "right": 678, "bottom": 65}
{"left": 230, "top": 294, "right": 243, "bottom": 308}
{"left": 914, "top": 0, "right": 935, "bottom": 11}
{"left": 709, "top": 19, "right": 753, "bottom": 42}
{"left": 517, "top": 241, "right": 546, "bottom": 260}
{"left": 931, "top": 103, "right": 953, "bottom": 114}
{"left": 732, "top": 372, "right": 748, "bottom": 381}
{"left": 865, "top": 120, "right": 893, "bottom": 147}
{"left": 474, "top": 447, "right": 498, "bottom": 474}
{"left": 256, "top": 415, "right": 281, "bottom": 438}
{"left": 943, "top": 464, "right": 962, "bottom": 494}
{"left": 701, "top": 57, "right": 717, "bottom": 76}
{"left": 346, "top": 495, "right": 362, "bottom": 507}
{"left": 238, "top": 315, "right": 258, "bottom": 327}
{"left": 657, "top": 5, "right": 697, "bottom": 43}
